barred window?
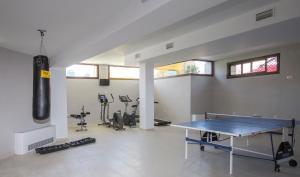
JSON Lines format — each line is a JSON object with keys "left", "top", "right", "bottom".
{"left": 227, "top": 54, "right": 280, "bottom": 78}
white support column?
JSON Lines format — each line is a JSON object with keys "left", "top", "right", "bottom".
{"left": 139, "top": 62, "right": 154, "bottom": 130}
{"left": 50, "top": 67, "right": 68, "bottom": 139}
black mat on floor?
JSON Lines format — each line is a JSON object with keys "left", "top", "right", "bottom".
{"left": 35, "top": 137, "right": 96, "bottom": 154}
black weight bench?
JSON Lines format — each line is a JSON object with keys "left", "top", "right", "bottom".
{"left": 69, "top": 106, "right": 90, "bottom": 132}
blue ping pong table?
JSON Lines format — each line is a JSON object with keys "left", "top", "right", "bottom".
{"left": 172, "top": 113, "right": 299, "bottom": 174}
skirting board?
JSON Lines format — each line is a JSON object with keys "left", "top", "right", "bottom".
{"left": 0, "top": 152, "right": 13, "bottom": 160}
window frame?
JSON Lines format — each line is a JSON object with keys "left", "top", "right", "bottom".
{"left": 227, "top": 53, "right": 280, "bottom": 79}
{"left": 154, "top": 59, "right": 214, "bottom": 79}
{"left": 66, "top": 63, "right": 99, "bottom": 79}
{"left": 109, "top": 65, "right": 140, "bottom": 80}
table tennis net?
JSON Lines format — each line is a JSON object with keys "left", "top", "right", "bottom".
{"left": 205, "top": 113, "right": 262, "bottom": 120}
{"left": 205, "top": 113, "right": 293, "bottom": 127}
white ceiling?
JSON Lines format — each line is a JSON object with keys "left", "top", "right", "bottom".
{"left": 84, "top": 47, "right": 126, "bottom": 65}
{"left": 1, "top": 0, "right": 298, "bottom": 67}
{"left": 116, "top": 0, "right": 279, "bottom": 55}
{"left": 0, "top": 0, "right": 236, "bottom": 66}
{"left": 0, "top": 0, "right": 180, "bottom": 63}
{"left": 126, "top": 0, "right": 300, "bottom": 65}
{"left": 84, "top": 0, "right": 279, "bottom": 65}
{"left": 0, "top": 0, "right": 132, "bottom": 56}
{"left": 150, "top": 16, "right": 300, "bottom": 66}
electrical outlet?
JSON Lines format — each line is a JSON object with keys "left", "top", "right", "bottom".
{"left": 286, "top": 75, "right": 293, "bottom": 80}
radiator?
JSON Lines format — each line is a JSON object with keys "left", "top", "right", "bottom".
{"left": 15, "top": 125, "right": 56, "bottom": 155}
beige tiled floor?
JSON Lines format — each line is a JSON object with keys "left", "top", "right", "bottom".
{"left": 0, "top": 125, "right": 299, "bottom": 177}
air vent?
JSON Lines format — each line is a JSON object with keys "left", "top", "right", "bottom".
{"left": 256, "top": 9, "right": 274, "bottom": 21}
{"left": 135, "top": 53, "right": 141, "bottom": 59}
{"left": 166, "top": 42, "right": 174, "bottom": 50}
{"left": 28, "top": 138, "right": 54, "bottom": 151}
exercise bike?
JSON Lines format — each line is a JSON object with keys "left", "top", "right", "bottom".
{"left": 69, "top": 106, "right": 90, "bottom": 132}
{"left": 119, "top": 95, "right": 137, "bottom": 128}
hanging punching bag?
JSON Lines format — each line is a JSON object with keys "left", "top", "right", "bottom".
{"left": 33, "top": 30, "right": 51, "bottom": 122}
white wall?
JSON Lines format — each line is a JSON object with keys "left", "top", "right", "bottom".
{"left": 0, "top": 47, "right": 50, "bottom": 159}
{"left": 154, "top": 75, "right": 214, "bottom": 123}
{"left": 67, "top": 79, "right": 139, "bottom": 125}
{"left": 213, "top": 44, "right": 300, "bottom": 118}
{"left": 154, "top": 76, "right": 191, "bottom": 123}
{"left": 191, "top": 76, "right": 214, "bottom": 115}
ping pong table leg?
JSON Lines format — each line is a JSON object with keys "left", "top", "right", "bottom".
{"left": 230, "top": 136, "right": 233, "bottom": 174}
{"left": 185, "top": 129, "right": 189, "bottom": 159}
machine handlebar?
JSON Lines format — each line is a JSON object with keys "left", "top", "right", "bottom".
{"left": 98, "top": 93, "right": 114, "bottom": 103}
{"left": 109, "top": 94, "right": 114, "bottom": 103}
{"left": 126, "top": 95, "right": 133, "bottom": 102}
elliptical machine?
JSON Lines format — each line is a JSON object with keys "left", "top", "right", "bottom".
{"left": 98, "top": 94, "right": 114, "bottom": 126}
{"left": 132, "top": 98, "right": 139, "bottom": 121}
{"left": 98, "top": 94, "right": 125, "bottom": 131}
{"left": 119, "top": 95, "right": 137, "bottom": 127}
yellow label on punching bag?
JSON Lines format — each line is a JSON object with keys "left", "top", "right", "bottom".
{"left": 41, "top": 70, "right": 51, "bottom": 79}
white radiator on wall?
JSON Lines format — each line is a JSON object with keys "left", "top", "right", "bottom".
{"left": 14, "top": 125, "right": 56, "bottom": 155}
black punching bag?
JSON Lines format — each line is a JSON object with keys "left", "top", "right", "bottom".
{"left": 33, "top": 55, "right": 50, "bottom": 121}
{"left": 33, "top": 30, "right": 50, "bottom": 122}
